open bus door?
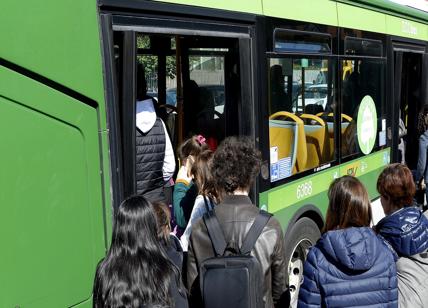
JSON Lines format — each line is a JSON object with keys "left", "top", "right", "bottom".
{"left": 101, "top": 14, "right": 254, "bottom": 206}
{"left": 392, "top": 44, "right": 426, "bottom": 168}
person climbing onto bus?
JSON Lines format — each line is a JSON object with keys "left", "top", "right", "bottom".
{"left": 375, "top": 163, "right": 428, "bottom": 308}
{"left": 136, "top": 63, "right": 176, "bottom": 204}
{"left": 186, "top": 136, "right": 289, "bottom": 308}
{"left": 153, "top": 200, "right": 184, "bottom": 271}
{"left": 415, "top": 104, "right": 428, "bottom": 207}
{"left": 92, "top": 195, "right": 188, "bottom": 308}
{"left": 173, "top": 135, "right": 209, "bottom": 235}
{"left": 180, "top": 149, "right": 217, "bottom": 251}
{"left": 298, "top": 176, "right": 398, "bottom": 308}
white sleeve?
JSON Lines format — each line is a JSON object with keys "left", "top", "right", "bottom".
{"left": 180, "top": 195, "right": 205, "bottom": 252}
{"left": 161, "top": 120, "right": 176, "bottom": 182}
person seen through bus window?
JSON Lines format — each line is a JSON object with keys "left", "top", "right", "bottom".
{"left": 173, "top": 135, "right": 209, "bottom": 235}
{"left": 270, "top": 64, "right": 291, "bottom": 113}
{"left": 186, "top": 136, "right": 289, "bottom": 308}
{"left": 136, "top": 63, "right": 176, "bottom": 204}
{"left": 375, "top": 163, "right": 428, "bottom": 308}
{"left": 298, "top": 176, "right": 398, "bottom": 308}
{"left": 92, "top": 195, "right": 188, "bottom": 308}
{"left": 180, "top": 149, "right": 217, "bottom": 251}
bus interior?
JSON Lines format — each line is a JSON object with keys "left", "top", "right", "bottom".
{"left": 112, "top": 29, "right": 247, "bottom": 200}
{"left": 394, "top": 49, "right": 428, "bottom": 169}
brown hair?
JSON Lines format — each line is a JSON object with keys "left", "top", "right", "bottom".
{"left": 177, "top": 135, "right": 209, "bottom": 163}
{"left": 190, "top": 150, "right": 217, "bottom": 200}
{"left": 152, "top": 201, "right": 171, "bottom": 243}
{"left": 377, "top": 163, "right": 415, "bottom": 208}
{"left": 324, "top": 176, "right": 372, "bottom": 233}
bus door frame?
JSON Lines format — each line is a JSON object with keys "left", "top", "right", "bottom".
{"left": 388, "top": 38, "right": 427, "bottom": 164}
{"left": 100, "top": 11, "right": 256, "bottom": 207}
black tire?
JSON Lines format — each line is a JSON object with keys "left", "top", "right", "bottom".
{"left": 284, "top": 217, "right": 321, "bottom": 308}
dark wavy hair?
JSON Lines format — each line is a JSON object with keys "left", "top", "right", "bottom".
{"left": 92, "top": 195, "right": 183, "bottom": 307}
{"left": 212, "top": 136, "right": 261, "bottom": 198}
{"left": 324, "top": 176, "right": 372, "bottom": 233}
{"left": 190, "top": 149, "right": 217, "bottom": 200}
{"left": 377, "top": 163, "right": 415, "bottom": 208}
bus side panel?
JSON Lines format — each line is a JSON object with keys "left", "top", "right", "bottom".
{"left": 0, "top": 66, "right": 105, "bottom": 307}
{"left": 150, "top": 0, "right": 263, "bottom": 14}
{"left": 262, "top": 0, "right": 338, "bottom": 27}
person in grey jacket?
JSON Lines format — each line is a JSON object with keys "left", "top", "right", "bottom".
{"left": 186, "top": 136, "right": 289, "bottom": 308}
{"left": 376, "top": 163, "right": 428, "bottom": 308}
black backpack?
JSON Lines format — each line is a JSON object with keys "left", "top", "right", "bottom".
{"left": 200, "top": 210, "right": 272, "bottom": 308}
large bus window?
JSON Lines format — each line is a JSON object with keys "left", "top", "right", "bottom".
{"left": 340, "top": 59, "right": 386, "bottom": 158}
{"left": 268, "top": 57, "right": 335, "bottom": 182}
{"left": 187, "top": 48, "right": 227, "bottom": 147}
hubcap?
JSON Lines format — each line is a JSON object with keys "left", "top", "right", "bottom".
{"left": 289, "top": 239, "right": 312, "bottom": 308}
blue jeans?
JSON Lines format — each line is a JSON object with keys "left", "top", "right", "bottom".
{"left": 416, "top": 131, "right": 428, "bottom": 204}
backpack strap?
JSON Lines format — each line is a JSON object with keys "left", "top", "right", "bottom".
{"left": 203, "top": 211, "right": 227, "bottom": 256}
{"left": 240, "top": 210, "right": 272, "bottom": 255}
{"left": 203, "top": 195, "right": 211, "bottom": 213}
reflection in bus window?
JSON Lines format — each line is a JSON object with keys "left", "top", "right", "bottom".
{"left": 340, "top": 59, "right": 386, "bottom": 158}
{"left": 268, "top": 58, "right": 335, "bottom": 182}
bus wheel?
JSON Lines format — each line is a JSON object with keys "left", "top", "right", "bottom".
{"left": 285, "top": 217, "right": 321, "bottom": 308}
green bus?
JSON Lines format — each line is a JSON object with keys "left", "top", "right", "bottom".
{"left": 1, "top": 0, "right": 428, "bottom": 306}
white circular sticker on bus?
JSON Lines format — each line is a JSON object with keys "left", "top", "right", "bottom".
{"left": 357, "top": 95, "right": 377, "bottom": 155}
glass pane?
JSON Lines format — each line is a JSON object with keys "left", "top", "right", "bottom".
{"left": 185, "top": 55, "right": 226, "bottom": 142}
{"left": 274, "top": 29, "right": 331, "bottom": 54}
{"left": 341, "top": 59, "right": 386, "bottom": 158}
{"left": 268, "top": 57, "right": 335, "bottom": 182}
{"left": 345, "top": 37, "right": 383, "bottom": 57}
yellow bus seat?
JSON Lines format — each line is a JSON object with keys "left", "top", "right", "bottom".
{"left": 316, "top": 112, "right": 352, "bottom": 122}
{"left": 300, "top": 114, "right": 328, "bottom": 169}
{"left": 269, "top": 111, "right": 307, "bottom": 173}
{"left": 315, "top": 113, "right": 352, "bottom": 160}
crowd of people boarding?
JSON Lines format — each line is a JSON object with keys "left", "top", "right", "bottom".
{"left": 91, "top": 68, "right": 428, "bottom": 308}
{"left": 91, "top": 130, "right": 428, "bottom": 307}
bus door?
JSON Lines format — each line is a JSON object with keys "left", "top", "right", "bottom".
{"left": 392, "top": 43, "right": 427, "bottom": 168}
{"left": 100, "top": 14, "right": 254, "bottom": 205}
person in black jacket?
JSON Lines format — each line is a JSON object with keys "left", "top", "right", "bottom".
{"left": 92, "top": 195, "right": 188, "bottom": 308}
{"left": 376, "top": 163, "right": 428, "bottom": 308}
{"left": 186, "top": 136, "right": 289, "bottom": 308}
{"left": 136, "top": 63, "right": 175, "bottom": 203}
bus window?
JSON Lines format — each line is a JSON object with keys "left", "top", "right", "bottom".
{"left": 113, "top": 31, "right": 242, "bottom": 200}
{"left": 187, "top": 48, "right": 228, "bottom": 148}
{"left": 341, "top": 59, "right": 386, "bottom": 158}
{"left": 268, "top": 57, "right": 335, "bottom": 182}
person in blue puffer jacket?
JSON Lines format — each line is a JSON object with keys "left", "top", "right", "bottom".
{"left": 376, "top": 163, "right": 428, "bottom": 308}
{"left": 298, "top": 176, "right": 398, "bottom": 308}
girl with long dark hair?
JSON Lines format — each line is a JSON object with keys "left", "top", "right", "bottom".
{"left": 93, "top": 195, "right": 188, "bottom": 308}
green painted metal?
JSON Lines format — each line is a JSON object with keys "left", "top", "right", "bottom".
{"left": 337, "top": 2, "right": 387, "bottom": 34}
{"left": 338, "top": 0, "right": 428, "bottom": 24}
{"left": 386, "top": 15, "right": 428, "bottom": 41}
{"left": 260, "top": 148, "right": 390, "bottom": 230}
{"left": 151, "top": 0, "right": 263, "bottom": 14}
{"left": 0, "top": 0, "right": 106, "bottom": 110}
{"left": 0, "top": 0, "right": 112, "bottom": 244}
{"left": 0, "top": 66, "right": 106, "bottom": 306}
{"left": 262, "top": 0, "right": 338, "bottom": 27}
